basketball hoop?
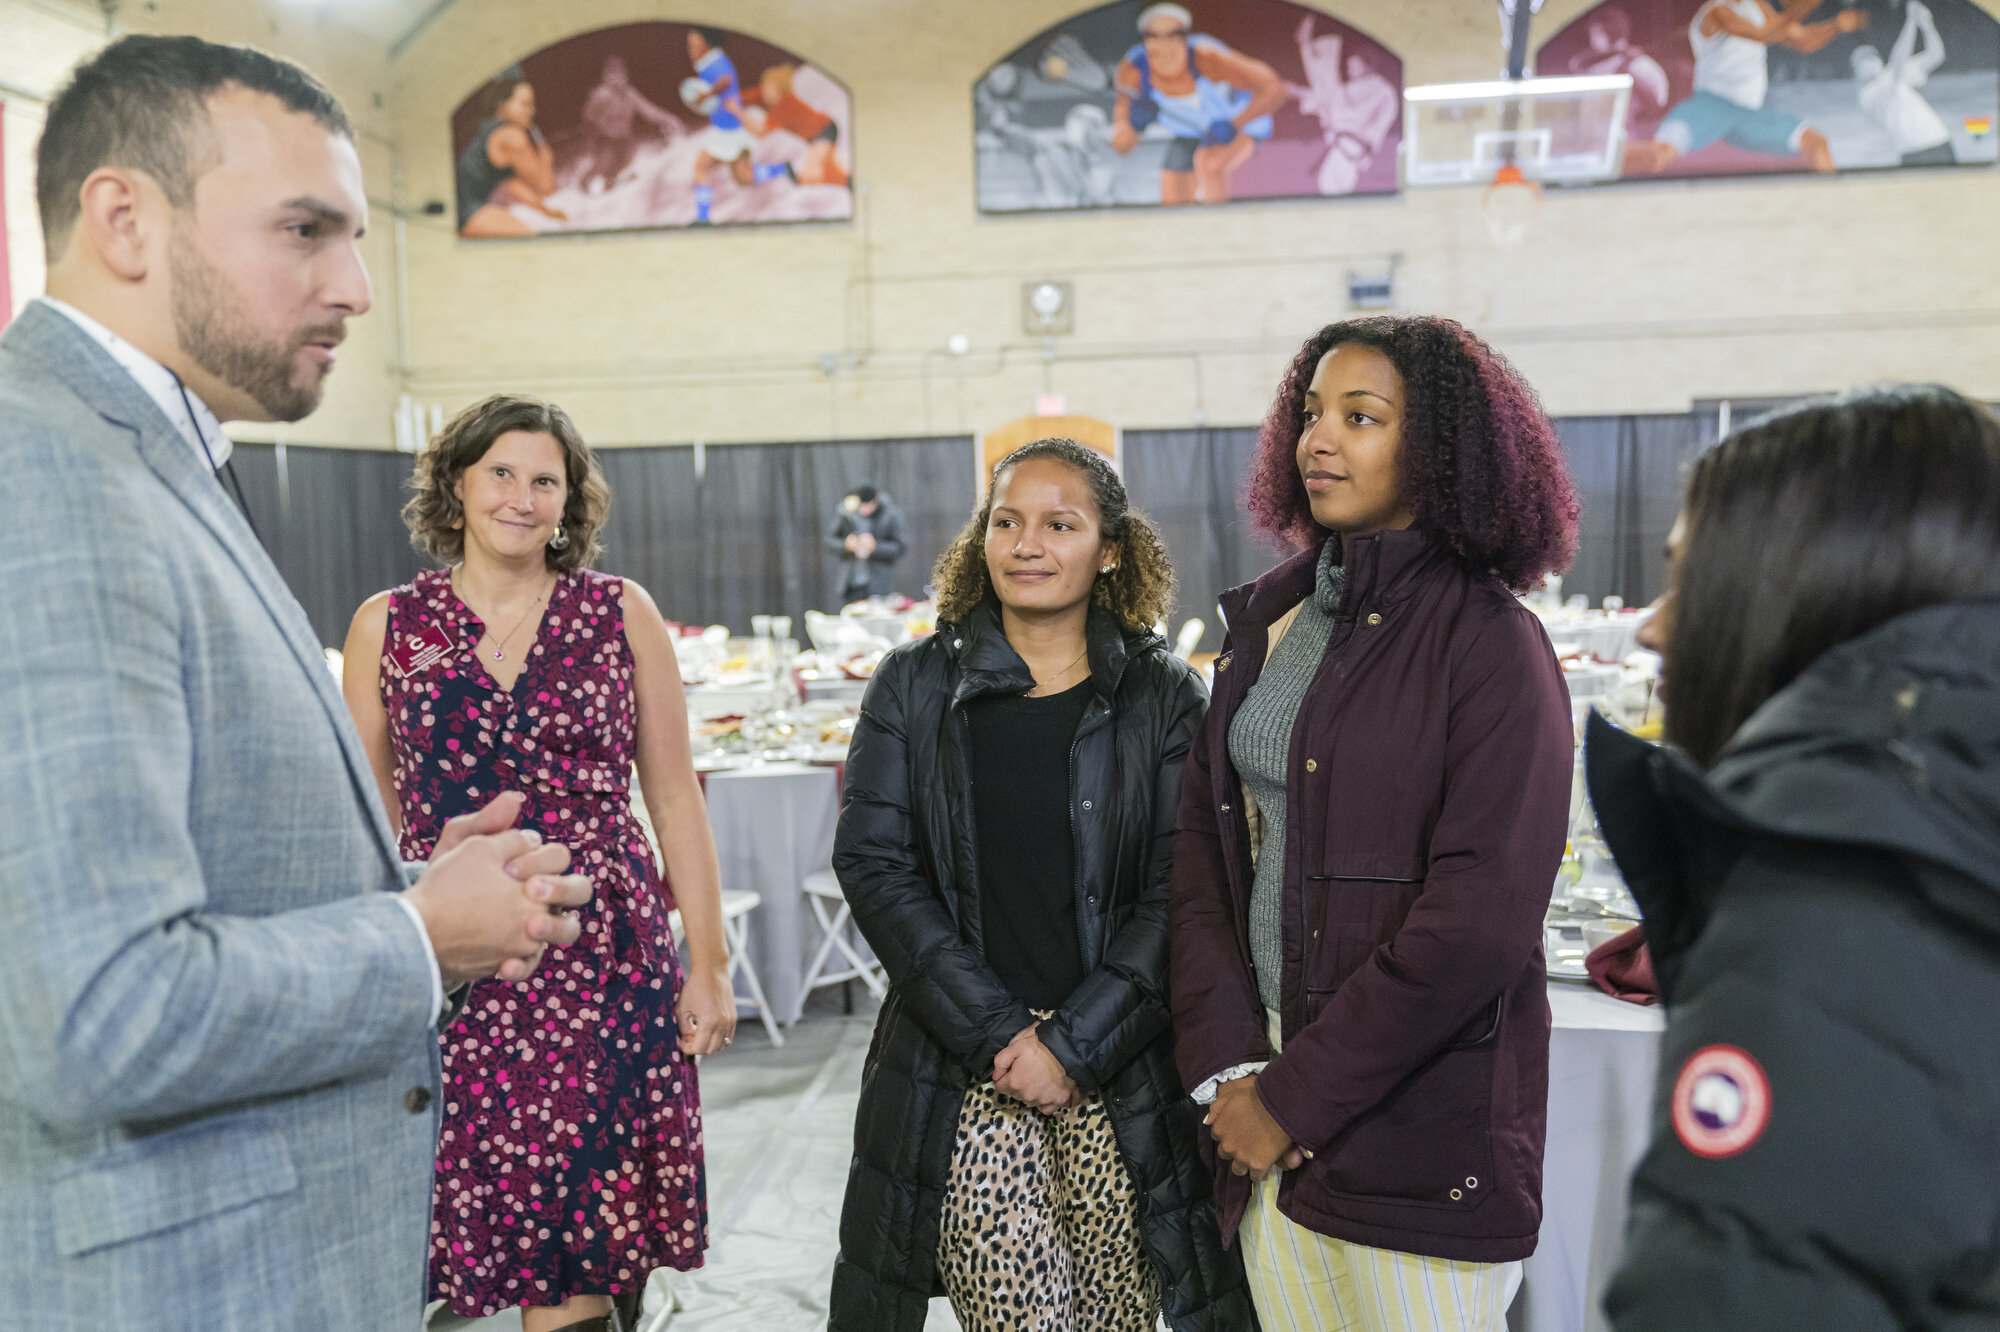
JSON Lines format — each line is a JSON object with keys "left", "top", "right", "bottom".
{"left": 1482, "top": 162, "right": 1542, "bottom": 247}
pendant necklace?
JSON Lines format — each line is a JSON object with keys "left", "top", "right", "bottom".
{"left": 461, "top": 572, "right": 553, "bottom": 662}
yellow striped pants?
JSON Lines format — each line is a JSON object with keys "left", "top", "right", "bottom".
{"left": 1240, "top": 1011, "right": 1522, "bottom": 1331}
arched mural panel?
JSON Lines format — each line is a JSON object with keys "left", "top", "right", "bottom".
{"left": 975, "top": 1, "right": 1403, "bottom": 212}
{"left": 450, "top": 21, "right": 853, "bottom": 237}
{"left": 1536, "top": 0, "right": 1999, "bottom": 179}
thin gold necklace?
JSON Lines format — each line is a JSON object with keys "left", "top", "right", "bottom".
{"left": 1028, "top": 644, "right": 1089, "bottom": 696}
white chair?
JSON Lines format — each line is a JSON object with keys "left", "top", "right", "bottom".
{"left": 795, "top": 869, "right": 887, "bottom": 1021}
{"left": 670, "top": 888, "right": 784, "bottom": 1048}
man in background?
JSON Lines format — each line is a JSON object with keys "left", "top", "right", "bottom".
{"left": 0, "top": 35, "right": 589, "bottom": 1327}
{"left": 826, "top": 484, "right": 907, "bottom": 604}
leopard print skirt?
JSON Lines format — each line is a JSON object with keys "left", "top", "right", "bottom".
{"left": 936, "top": 1080, "right": 1163, "bottom": 1332}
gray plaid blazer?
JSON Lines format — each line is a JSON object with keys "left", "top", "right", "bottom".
{"left": 0, "top": 302, "right": 441, "bottom": 1329}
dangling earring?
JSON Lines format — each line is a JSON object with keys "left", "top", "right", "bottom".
{"left": 549, "top": 525, "right": 570, "bottom": 552}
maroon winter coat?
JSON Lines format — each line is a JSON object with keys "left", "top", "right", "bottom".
{"left": 1169, "top": 529, "right": 1572, "bottom": 1263}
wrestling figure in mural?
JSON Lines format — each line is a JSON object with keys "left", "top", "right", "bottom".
{"left": 1290, "top": 12, "right": 1400, "bottom": 195}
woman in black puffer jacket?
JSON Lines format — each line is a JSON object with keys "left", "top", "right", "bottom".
{"left": 1587, "top": 386, "right": 2000, "bottom": 1331}
{"left": 828, "top": 439, "right": 1254, "bottom": 1331}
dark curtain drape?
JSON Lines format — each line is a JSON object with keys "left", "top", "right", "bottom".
{"left": 593, "top": 446, "right": 703, "bottom": 621}
{"left": 694, "top": 434, "right": 973, "bottom": 631}
{"left": 232, "top": 436, "right": 972, "bottom": 644}
{"left": 1122, "top": 426, "right": 1285, "bottom": 655}
{"left": 1552, "top": 414, "right": 1713, "bottom": 608}
{"left": 230, "top": 443, "right": 427, "bottom": 648}
{"left": 240, "top": 410, "right": 1783, "bottom": 648}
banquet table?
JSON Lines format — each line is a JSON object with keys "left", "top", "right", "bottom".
{"left": 698, "top": 762, "right": 844, "bottom": 1025}
{"left": 1510, "top": 984, "right": 1666, "bottom": 1332}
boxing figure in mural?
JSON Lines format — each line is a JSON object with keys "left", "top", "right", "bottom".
{"left": 1290, "top": 13, "right": 1400, "bottom": 196}
{"left": 1110, "top": 2, "right": 1286, "bottom": 205}
{"left": 1564, "top": 6, "right": 1672, "bottom": 122}
{"left": 1853, "top": 0, "right": 1960, "bottom": 166}
{"left": 1623, "top": 0, "right": 1867, "bottom": 175}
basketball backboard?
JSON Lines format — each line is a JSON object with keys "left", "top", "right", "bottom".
{"left": 1403, "top": 74, "right": 1632, "bottom": 186}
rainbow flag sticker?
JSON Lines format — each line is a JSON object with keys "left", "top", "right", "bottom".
{"left": 1967, "top": 116, "right": 1994, "bottom": 140}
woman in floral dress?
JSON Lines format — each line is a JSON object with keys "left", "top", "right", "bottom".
{"left": 343, "top": 394, "right": 734, "bottom": 1332}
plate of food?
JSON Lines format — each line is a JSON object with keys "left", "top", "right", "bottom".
{"left": 1544, "top": 921, "right": 1593, "bottom": 981}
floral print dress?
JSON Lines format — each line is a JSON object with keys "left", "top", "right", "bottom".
{"left": 381, "top": 567, "right": 707, "bottom": 1315}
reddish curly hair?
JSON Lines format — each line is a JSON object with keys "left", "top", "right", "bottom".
{"left": 1245, "top": 316, "right": 1579, "bottom": 591}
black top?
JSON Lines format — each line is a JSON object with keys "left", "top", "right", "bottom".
{"left": 966, "top": 677, "right": 1092, "bottom": 1009}
{"left": 455, "top": 118, "right": 515, "bottom": 229}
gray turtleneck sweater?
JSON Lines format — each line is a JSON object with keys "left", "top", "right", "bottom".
{"left": 1227, "top": 538, "right": 1346, "bottom": 1010}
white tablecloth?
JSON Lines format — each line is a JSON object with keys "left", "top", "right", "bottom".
{"left": 701, "top": 763, "right": 841, "bottom": 1024}
{"left": 1510, "top": 985, "right": 1665, "bottom": 1332}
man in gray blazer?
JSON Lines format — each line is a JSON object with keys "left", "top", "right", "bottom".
{"left": 0, "top": 37, "right": 594, "bottom": 1329}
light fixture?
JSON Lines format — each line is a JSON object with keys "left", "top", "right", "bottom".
{"left": 1021, "top": 280, "right": 1074, "bottom": 336}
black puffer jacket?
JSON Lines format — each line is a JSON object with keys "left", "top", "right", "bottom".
{"left": 1585, "top": 599, "right": 2000, "bottom": 1331}
{"left": 828, "top": 600, "right": 1257, "bottom": 1331}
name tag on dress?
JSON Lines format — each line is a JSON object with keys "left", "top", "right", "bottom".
{"left": 389, "top": 622, "right": 456, "bottom": 679}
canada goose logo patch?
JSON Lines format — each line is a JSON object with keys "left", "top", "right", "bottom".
{"left": 1671, "top": 1045, "right": 1771, "bottom": 1160}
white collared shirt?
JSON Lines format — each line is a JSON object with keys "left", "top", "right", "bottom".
{"left": 39, "top": 296, "right": 449, "bottom": 1020}
{"left": 39, "top": 296, "right": 231, "bottom": 469}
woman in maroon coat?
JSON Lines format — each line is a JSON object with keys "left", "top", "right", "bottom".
{"left": 1169, "top": 316, "right": 1579, "bottom": 1329}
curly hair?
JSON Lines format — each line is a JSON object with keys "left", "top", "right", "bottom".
{"left": 932, "top": 438, "right": 1174, "bottom": 633}
{"left": 1246, "top": 315, "right": 1579, "bottom": 591}
{"left": 403, "top": 394, "right": 610, "bottom": 574}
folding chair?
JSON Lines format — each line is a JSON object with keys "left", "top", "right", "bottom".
{"left": 795, "top": 869, "right": 887, "bottom": 1022}
{"left": 670, "top": 888, "right": 783, "bottom": 1048}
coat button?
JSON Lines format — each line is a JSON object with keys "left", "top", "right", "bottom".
{"left": 404, "top": 1087, "right": 432, "bottom": 1114}
{"left": 1466, "top": 1176, "right": 1479, "bottom": 1189}
{"left": 1220, "top": 803, "right": 1231, "bottom": 813}
{"left": 1081, "top": 800, "right": 1092, "bottom": 810}
{"left": 953, "top": 639, "right": 963, "bottom": 649}
{"left": 1216, "top": 656, "right": 1230, "bottom": 672}
{"left": 1087, "top": 895, "right": 1097, "bottom": 904}
{"left": 1366, "top": 613, "right": 1383, "bottom": 626}
{"left": 1450, "top": 1187, "right": 1463, "bottom": 1201}
{"left": 1305, "top": 759, "right": 1317, "bottom": 772}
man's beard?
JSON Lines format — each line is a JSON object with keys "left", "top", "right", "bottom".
{"left": 170, "top": 228, "right": 342, "bottom": 423}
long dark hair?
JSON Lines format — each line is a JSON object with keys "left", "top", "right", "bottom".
{"left": 1666, "top": 384, "right": 2000, "bottom": 766}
